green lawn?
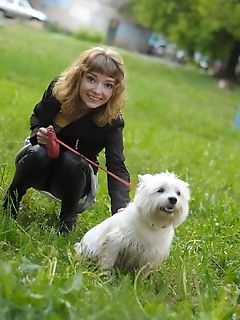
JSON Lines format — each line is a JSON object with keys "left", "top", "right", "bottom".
{"left": 0, "top": 21, "right": 239, "bottom": 320}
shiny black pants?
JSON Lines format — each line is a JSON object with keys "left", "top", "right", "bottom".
{"left": 3, "top": 145, "right": 91, "bottom": 233}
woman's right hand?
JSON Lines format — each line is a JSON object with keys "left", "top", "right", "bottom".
{"left": 37, "top": 127, "right": 49, "bottom": 145}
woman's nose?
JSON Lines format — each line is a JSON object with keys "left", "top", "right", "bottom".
{"left": 92, "top": 83, "right": 102, "bottom": 93}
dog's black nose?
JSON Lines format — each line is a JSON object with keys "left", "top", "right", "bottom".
{"left": 168, "top": 197, "right": 177, "bottom": 205}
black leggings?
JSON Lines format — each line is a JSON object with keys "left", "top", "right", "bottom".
{"left": 8, "top": 144, "right": 91, "bottom": 229}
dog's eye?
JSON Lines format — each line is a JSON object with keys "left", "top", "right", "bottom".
{"left": 176, "top": 191, "right": 181, "bottom": 196}
{"left": 157, "top": 188, "right": 164, "bottom": 193}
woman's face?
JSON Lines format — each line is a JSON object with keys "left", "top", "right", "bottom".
{"left": 79, "top": 71, "right": 116, "bottom": 109}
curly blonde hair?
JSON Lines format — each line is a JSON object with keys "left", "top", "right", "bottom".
{"left": 52, "top": 47, "right": 126, "bottom": 126}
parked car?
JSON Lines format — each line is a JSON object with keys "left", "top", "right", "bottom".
{"left": 0, "top": 0, "right": 47, "bottom": 22}
{"left": 148, "top": 33, "right": 167, "bottom": 57}
{"left": 175, "top": 49, "right": 189, "bottom": 64}
{"left": 150, "top": 40, "right": 167, "bottom": 57}
{"left": 194, "top": 52, "right": 210, "bottom": 71}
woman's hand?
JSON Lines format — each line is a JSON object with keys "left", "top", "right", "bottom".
{"left": 37, "top": 127, "right": 49, "bottom": 145}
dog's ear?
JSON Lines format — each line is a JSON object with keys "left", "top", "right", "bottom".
{"left": 184, "top": 181, "right": 189, "bottom": 188}
{"left": 138, "top": 174, "right": 152, "bottom": 182}
{"left": 180, "top": 180, "right": 190, "bottom": 190}
{"left": 183, "top": 181, "right": 191, "bottom": 200}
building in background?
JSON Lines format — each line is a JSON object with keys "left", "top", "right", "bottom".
{"left": 30, "top": 0, "right": 151, "bottom": 53}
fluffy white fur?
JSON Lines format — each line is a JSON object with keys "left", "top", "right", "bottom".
{"left": 74, "top": 171, "right": 190, "bottom": 276}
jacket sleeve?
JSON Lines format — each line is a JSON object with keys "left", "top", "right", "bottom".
{"left": 29, "top": 78, "right": 61, "bottom": 145}
{"left": 105, "top": 117, "right": 130, "bottom": 214}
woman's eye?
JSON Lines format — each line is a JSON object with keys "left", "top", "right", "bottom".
{"left": 105, "top": 83, "right": 113, "bottom": 89}
{"left": 157, "top": 188, "right": 164, "bottom": 193}
{"left": 87, "top": 76, "right": 95, "bottom": 83}
{"left": 176, "top": 191, "right": 181, "bottom": 196}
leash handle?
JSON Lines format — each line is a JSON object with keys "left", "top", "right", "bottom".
{"left": 46, "top": 126, "right": 60, "bottom": 159}
{"left": 46, "top": 126, "right": 136, "bottom": 190}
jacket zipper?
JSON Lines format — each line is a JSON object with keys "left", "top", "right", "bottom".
{"left": 75, "top": 139, "right": 79, "bottom": 150}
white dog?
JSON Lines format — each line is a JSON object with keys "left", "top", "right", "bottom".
{"left": 74, "top": 171, "right": 190, "bottom": 276}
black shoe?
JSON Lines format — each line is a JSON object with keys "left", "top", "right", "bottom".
{"left": 59, "top": 219, "right": 76, "bottom": 234}
{"left": 3, "top": 189, "right": 20, "bottom": 219}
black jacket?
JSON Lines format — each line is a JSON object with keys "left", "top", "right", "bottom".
{"left": 29, "top": 79, "right": 130, "bottom": 214}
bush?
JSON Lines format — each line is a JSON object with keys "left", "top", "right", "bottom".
{"left": 73, "top": 28, "right": 105, "bottom": 43}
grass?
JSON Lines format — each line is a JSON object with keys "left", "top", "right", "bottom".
{"left": 0, "top": 20, "right": 239, "bottom": 319}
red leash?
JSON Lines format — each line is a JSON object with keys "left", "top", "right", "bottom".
{"left": 46, "top": 127, "right": 136, "bottom": 191}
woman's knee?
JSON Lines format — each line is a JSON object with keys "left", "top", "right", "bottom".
{"left": 59, "top": 151, "right": 90, "bottom": 174}
{"left": 18, "top": 145, "right": 51, "bottom": 169}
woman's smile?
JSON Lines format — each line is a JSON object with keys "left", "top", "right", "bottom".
{"left": 87, "top": 94, "right": 102, "bottom": 101}
{"left": 80, "top": 71, "right": 115, "bottom": 109}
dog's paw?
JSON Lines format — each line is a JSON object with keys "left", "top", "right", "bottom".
{"left": 73, "top": 242, "right": 81, "bottom": 254}
{"left": 138, "top": 262, "right": 154, "bottom": 279}
{"left": 98, "top": 269, "right": 113, "bottom": 281}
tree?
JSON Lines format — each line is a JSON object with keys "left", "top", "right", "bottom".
{"left": 126, "top": 0, "right": 240, "bottom": 82}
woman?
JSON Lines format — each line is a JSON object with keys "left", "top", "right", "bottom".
{"left": 3, "top": 46, "right": 130, "bottom": 233}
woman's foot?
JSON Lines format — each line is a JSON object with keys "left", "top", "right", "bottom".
{"left": 2, "top": 188, "right": 20, "bottom": 219}
{"left": 59, "top": 218, "right": 76, "bottom": 234}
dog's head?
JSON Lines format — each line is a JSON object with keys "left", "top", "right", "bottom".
{"left": 134, "top": 171, "right": 190, "bottom": 229}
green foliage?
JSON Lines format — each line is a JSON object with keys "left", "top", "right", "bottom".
{"left": 127, "top": 0, "right": 240, "bottom": 59}
{"left": 73, "top": 29, "right": 105, "bottom": 44}
{"left": 0, "top": 22, "right": 239, "bottom": 319}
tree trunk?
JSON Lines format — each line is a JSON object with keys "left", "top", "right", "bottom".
{"left": 222, "top": 40, "right": 240, "bottom": 82}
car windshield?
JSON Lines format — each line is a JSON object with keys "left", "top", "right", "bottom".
{"left": 19, "top": 0, "right": 31, "bottom": 9}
